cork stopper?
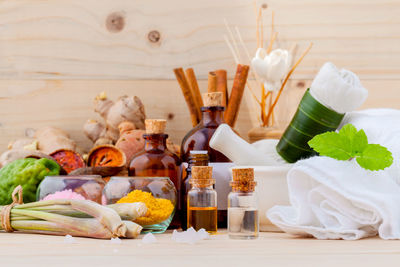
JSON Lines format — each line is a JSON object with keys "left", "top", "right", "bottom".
{"left": 203, "top": 92, "right": 223, "bottom": 107}
{"left": 230, "top": 168, "right": 256, "bottom": 192}
{"left": 145, "top": 119, "right": 166, "bottom": 134}
{"left": 190, "top": 166, "right": 215, "bottom": 187}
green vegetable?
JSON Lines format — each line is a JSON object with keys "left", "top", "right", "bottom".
{"left": 276, "top": 89, "right": 345, "bottom": 163}
{"left": 0, "top": 158, "right": 60, "bottom": 204}
{"left": 308, "top": 124, "right": 393, "bottom": 171}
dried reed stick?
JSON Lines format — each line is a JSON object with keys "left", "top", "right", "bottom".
{"left": 224, "top": 35, "right": 240, "bottom": 64}
{"left": 270, "top": 11, "right": 275, "bottom": 45}
{"left": 259, "top": 8, "right": 264, "bottom": 47}
{"left": 224, "top": 19, "right": 241, "bottom": 62}
{"left": 266, "top": 32, "right": 278, "bottom": 54}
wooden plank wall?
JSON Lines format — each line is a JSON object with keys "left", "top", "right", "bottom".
{"left": 0, "top": 0, "right": 399, "bottom": 152}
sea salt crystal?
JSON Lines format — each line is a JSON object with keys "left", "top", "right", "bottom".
{"left": 197, "top": 228, "right": 210, "bottom": 240}
{"left": 110, "top": 237, "right": 122, "bottom": 244}
{"left": 171, "top": 227, "right": 209, "bottom": 244}
{"left": 64, "top": 234, "right": 76, "bottom": 244}
{"left": 142, "top": 233, "right": 157, "bottom": 244}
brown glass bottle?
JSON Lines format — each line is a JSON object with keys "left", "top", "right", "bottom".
{"left": 181, "top": 93, "right": 230, "bottom": 163}
{"left": 181, "top": 150, "right": 209, "bottom": 229}
{"left": 181, "top": 92, "right": 231, "bottom": 228}
{"left": 129, "top": 119, "right": 181, "bottom": 228}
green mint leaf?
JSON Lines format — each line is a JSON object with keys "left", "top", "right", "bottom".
{"left": 308, "top": 132, "right": 353, "bottom": 160}
{"left": 338, "top": 124, "right": 357, "bottom": 139}
{"left": 352, "top": 129, "right": 368, "bottom": 155}
{"left": 356, "top": 144, "right": 393, "bottom": 171}
{"left": 308, "top": 123, "right": 393, "bottom": 171}
{"left": 338, "top": 124, "right": 368, "bottom": 155}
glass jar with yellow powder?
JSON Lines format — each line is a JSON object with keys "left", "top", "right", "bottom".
{"left": 102, "top": 177, "right": 177, "bottom": 233}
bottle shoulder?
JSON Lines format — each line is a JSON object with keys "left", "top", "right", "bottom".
{"left": 129, "top": 151, "right": 181, "bottom": 167}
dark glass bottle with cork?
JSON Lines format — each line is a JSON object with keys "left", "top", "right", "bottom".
{"left": 181, "top": 92, "right": 231, "bottom": 228}
{"left": 181, "top": 92, "right": 230, "bottom": 163}
{"left": 128, "top": 119, "right": 181, "bottom": 228}
{"left": 187, "top": 166, "right": 217, "bottom": 233}
{"left": 180, "top": 150, "right": 209, "bottom": 229}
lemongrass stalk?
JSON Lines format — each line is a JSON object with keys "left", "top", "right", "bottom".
{"left": 14, "top": 199, "right": 126, "bottom": 237}
{"left": 11, "top": 209, "right": 106, "bottom": 234}
{"left": 123, "top": 221, "right": 143, "bottom": 238}
{"left": 13, "top": 199, "right": 72, "bottom": 208}
{"left": 10, "top": 220, "right": 114, "bottom": 239}
{"left": 108, "top": 203, "right": 147, "bottom": 220}
{"left": 69, "top": 200, "right": 126, "bottom": 237}
{"left": 10, "top": 215, "right": 39, "bottom": 221}
{"left": 14, "top": 202, "right": 147, "bottom": 221}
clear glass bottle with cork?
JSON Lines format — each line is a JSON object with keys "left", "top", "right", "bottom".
{"left": 187, "top": 166, "right": 217, "bottom": 233}
{"left": 181, "top": 150, "right": 209, "bottom": 229}
{"left": 228, "top": 168, "right": 259, "bottom": 239}
{"left": 128, "top": 119, "right": 181, "bottom": 228}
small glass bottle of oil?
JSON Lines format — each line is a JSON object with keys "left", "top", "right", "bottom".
{"left": 187, "top": 166, "right": 217, "bottom": 233}
{"left": 228, "top": 168, "right": 259, "bottom": 239}
{"left": 181, "top": 150, "right": 209, "bottom": 229}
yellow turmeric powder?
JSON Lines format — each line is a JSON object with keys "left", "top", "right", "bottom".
{"left": 117, "top": 190, "right": 174, "bottom": 225}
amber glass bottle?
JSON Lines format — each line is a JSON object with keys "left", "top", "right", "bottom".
{"left": 129, "top": 119, "right": 181, "bottom": 228}
{"left": 181, "top": 150, "right": 209, "bottom": 229}
{"left": 181, "top": 92, "right": 230, "bottom": 163}
{"left": 181, "top": 92, "right": 231, "bottom": 228}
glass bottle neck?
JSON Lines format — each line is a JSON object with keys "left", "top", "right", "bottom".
{"left": 200, "top": 106, "right": 225, "bottom": 125}
{"left": 143, "top": 134, "right": 168, "bottom": 151}
{"left": 191, "top": 185, "right": 214, "bottom": 191}
{"left": 187, "top": 156, "right": 209, "bottom": 171}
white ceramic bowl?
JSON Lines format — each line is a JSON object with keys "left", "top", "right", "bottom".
{"left": 232, "top": 165, "right": 292, "bottom": 232}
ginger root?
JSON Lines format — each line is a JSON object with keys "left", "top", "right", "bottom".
{"left": 0, "top": 126, "right": 78, "bottom": 168}
{"left": 115, "top": 121, "right": 145, "bottom": 165}
{"left": 84, "top": 93, "right": 146, "bottom": 146}
{"left": 35, "top": 127, "right": 76, "bottom": 154}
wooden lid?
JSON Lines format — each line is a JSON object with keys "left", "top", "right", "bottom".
{"left": 203, "top": 92, "right": 223, "bottom": 107}
{"left": 230, "top": 168, "right": 256, "bottom": 192}
{"left": 190, "top": 166, "right": 215, "bottom": 187}
{"left": 145, "top": 119, "right": 166, "bottom": 134}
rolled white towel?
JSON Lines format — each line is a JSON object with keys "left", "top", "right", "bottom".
{"left": 310, "top": 62, "right": 368, "bottom": 114}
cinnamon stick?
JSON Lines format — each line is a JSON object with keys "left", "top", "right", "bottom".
{"left": 225, "top": 64, "right": 250, "bottom": 127}
{"left": 215, "top": 69, "right": 228, "bottom": 107}
{"left": 173, "top": 68, "right": 199, "bottom": 126}
{"left": 207, "top": 72, "right": 217, "bottom": 93}
{"left": 185, "top": 68, "right": 203, "bottom": 119}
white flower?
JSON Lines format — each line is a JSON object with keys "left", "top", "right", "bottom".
{"left": 251, "top": 48, "right": 291, "bottom": 91}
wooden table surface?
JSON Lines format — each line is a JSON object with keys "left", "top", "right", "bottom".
{"left": 1, "top": 231, "right": 400, "bottom": 266}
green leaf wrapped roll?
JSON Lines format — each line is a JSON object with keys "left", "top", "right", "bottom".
{"left": 276, "top": 62, "right": 368, "bottom": 163}
{"left": 276, "top": 89, "right": 345, "bottom": 163}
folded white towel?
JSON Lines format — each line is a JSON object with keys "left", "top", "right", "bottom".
{"left": 267, "top": 109, "right": 400, "bottom": 240}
